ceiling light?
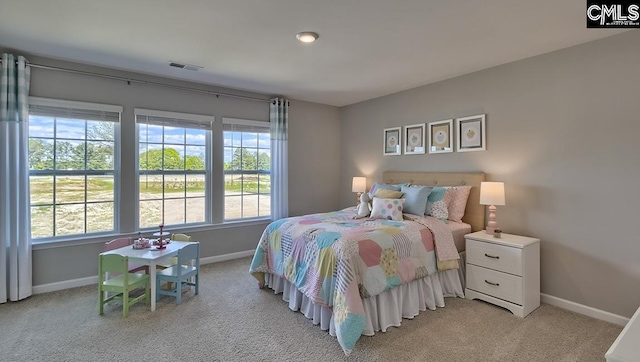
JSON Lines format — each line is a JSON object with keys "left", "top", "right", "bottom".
{"left": 296, "top": 32, "right": 319, "bottom": 43}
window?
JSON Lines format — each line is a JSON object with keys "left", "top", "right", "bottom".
{"left": 136, "top": 109, "right": 212, "bottom": 229}
{"left": 28, "top": 97, "right": 121, "bottom": 240}
{"left": 223, "top": 118, "right": 270, "bottom": 220}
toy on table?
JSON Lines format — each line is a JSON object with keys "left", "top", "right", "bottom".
{"left": 153, "top": 224, "right": 170, "bottom": 249}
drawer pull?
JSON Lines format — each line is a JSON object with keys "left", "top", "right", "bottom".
{"left": 484, "top": 280, "right": 500, "bottom": 287}
{"left": 484, "top": 253, "right": 500, "bottom": 259}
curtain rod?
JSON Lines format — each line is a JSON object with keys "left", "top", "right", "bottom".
{"left": 0, "top": 59, "right": 272, "bottom": 103}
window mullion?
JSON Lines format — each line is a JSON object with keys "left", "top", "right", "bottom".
{"left": 53, "top": 118, "right": 58, "bottom": 237}
{"left": 84, "top": 120, "right": 88, "bottom": 234}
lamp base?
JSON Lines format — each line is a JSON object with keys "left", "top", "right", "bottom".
{"left": 485, "top": 204, "right": 498, "bottom": 235}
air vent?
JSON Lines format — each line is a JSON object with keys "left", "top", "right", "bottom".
{"left": 169, "top": 61, "right": 203, "bottom": 71}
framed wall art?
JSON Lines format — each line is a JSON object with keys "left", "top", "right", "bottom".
{"left": 428, "top": 119, "right": 453, "bottom": 154}
{"left": 456, "top": 114, "right": 486, "bottom": 152}
{"left": 404, "top": 123, "right": 425, "bottom": 155}
{"left": 383, "top": 127, "right": 401, "bottom": 155}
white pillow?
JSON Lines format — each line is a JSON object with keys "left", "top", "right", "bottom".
{"left": 370, "top": 198, "right": 405, "bottom": 221}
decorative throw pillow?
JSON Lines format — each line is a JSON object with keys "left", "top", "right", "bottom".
{"left": 400, "top": 185, "right": 432, "bottom": 216}
{"left": 370, "top": 198, "right": 405, "bottom": 221}
{"left": 426, "top": 186, "right": 448, "bottom": 220}
{"left": 373, "top": 189, "right": 404, "bottom": 199}
{"left": 368, "top": 182, "right": 408, "bottom": 199}
{"left": 444, "top": 186, "right": 472, "bottom": 222}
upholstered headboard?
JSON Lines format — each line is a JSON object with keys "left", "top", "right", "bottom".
{"left": 382, "top": 171, "right": 486, "bottom": 232}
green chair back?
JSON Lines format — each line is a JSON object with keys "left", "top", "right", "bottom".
{"left": 98, "top": 253, "right": 150, "bottom": 317}
{"left": 100, "top": 254, "right": 128, "bottom": 275}
{"left": 171, "top": 233, "right": 192, "bottom": 242}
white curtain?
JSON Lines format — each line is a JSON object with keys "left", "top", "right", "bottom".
{"left": 1, "top": 53, "right": 32, "bottom": 303}
{"left": 270, "top": 98, "right": 288, "bottom": 220}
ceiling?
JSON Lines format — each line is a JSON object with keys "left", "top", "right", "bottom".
{"left": 0, "top": 0, "right": 628, "bottom": 107}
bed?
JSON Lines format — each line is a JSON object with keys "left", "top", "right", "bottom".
{"left": 250, "top": 171, "right": 485, "bottom": 355}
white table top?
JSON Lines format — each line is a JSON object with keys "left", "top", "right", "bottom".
{"left": 101, "top": 240, "right": 195, "bottom": 262}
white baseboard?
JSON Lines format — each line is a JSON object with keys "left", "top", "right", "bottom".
{"left": 541, "top": 293, "right": 629, "bottom": 326}
{"left": 32, "top": 249, "right": 255, "bottom": 295}
{"left": 33, "top": 275, "right": 99, "bottom": 295}
{"left": 200, "top": 249, "right": 255, "bottom": 265}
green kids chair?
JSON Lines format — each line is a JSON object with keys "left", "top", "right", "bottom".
{"left": 98, "top": 254, "right": 151, "bottom": 317}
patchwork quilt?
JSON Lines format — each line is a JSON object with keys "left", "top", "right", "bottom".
{"left": 249, "top": 208, "right": 459, "bottom": 355}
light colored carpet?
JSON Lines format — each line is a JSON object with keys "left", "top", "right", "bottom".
{"left": 0, "top": 257, "right": 622, "bottom": 362}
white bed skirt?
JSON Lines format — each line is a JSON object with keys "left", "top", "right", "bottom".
{"left": 264, "top": 252, "right": 466, "bottom": 337}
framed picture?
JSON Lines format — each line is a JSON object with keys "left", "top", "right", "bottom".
{"left": 404, "top": 123, "right": 425, "bottom": 154}
{"left": 383, "top": 127, "right": 401, "bottom": 155}
{"left": 428, "top": 119, "right": 453, "bottom": 154}
{"left": 456, "top": 114, "right": 486, "bottom": 152}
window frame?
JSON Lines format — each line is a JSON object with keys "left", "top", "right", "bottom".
{"left": 134, "top": 108, "right": 214, "bottom": 231}
{"left": 28, "top": 96, "right": 122, "bottom": 242}
{"left": 222, "top": 117, "right": 271, "bottom": 221}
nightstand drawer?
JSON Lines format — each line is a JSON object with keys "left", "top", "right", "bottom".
{"left": 467, "top": 239, "right": 523, "bottom": 276}
{"left": 466, "top": 264, "right": 523, "bottom": 305}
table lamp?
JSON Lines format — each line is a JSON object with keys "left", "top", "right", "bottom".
{"left": 480, "top": 181, "right": 505, "bottom": 235}
{"left": 352, "top": 177, "right": 367, "bottom": 204}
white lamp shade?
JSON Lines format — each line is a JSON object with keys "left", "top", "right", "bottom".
{"left": 352, "top": 177, "right": 367, "bottom": 193}
{"left": 479, "top": 182, "right": 505, "bottom": 206}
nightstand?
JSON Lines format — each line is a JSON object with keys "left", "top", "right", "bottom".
{"left": 465, "top": 230, "right": 540, "bottom": 317}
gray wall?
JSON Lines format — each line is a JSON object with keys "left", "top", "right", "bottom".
{"left": 288, "top": 99, "right": 342, "bottom": 216}
{"left": 4, "top": 53, "right": 341, "bottom": 286}
{"left": 339, "top": 30, "right": 640, "bottom": 318}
